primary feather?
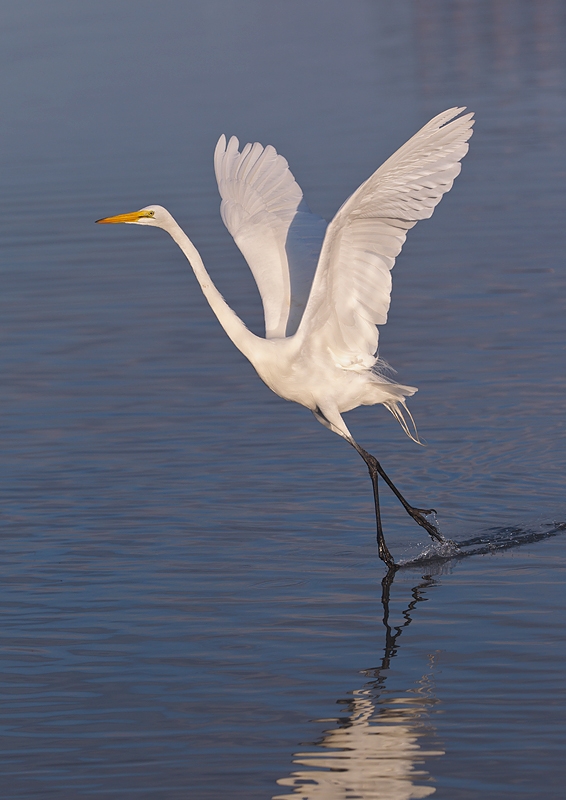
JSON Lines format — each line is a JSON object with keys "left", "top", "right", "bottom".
{"left": 296, "top": 107, "right": 474, "bottom": 373}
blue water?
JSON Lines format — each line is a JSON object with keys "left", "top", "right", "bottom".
{"left": 1, "top": 1, "right": 565, "bottom": 797}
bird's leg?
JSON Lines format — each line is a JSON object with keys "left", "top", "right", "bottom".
{"left": 366, "top": 459, "right": 397, "bottom": 570}
{"left": 353, "top": 443, "right": 444, "bottom": 544}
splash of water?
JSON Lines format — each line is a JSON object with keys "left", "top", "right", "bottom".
{"left": 400, "top": 520, "right": 566, "bottom": 568}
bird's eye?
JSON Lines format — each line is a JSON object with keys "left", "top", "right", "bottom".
{"left": 148, "top": 210, "right": 155, "bottom": 217}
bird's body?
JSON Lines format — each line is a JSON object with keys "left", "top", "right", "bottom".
{"left": 97, "top": 107, "right": 474, "bottom": 568}
{"left": 252, "top": 337, "right": 413, "bottom": 435}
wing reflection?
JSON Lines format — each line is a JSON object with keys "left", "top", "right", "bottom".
{"left": 273, "top": 570, "right": 444, "bottom": 800}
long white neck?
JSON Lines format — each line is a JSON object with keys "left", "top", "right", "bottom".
{"left": 160, "top": 212, "right": 263, "bottom": 364}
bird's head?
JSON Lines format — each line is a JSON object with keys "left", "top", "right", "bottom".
{"left": 96, "top": 204, "right": 170, "bottom": 227}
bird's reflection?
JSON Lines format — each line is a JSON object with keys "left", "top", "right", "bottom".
{"left": 273, "top": 569, "right": 444, "bottom": 800}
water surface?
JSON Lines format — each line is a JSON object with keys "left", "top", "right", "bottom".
{"left": 0, "top": 2, "right": 565, "bottom": 797}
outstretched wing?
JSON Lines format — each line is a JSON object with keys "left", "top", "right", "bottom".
{"left": 214, "top": 136, "right": 326, "bottom": 339}
{"left": 296, "top": 108, "right": 474, "bottom": 369}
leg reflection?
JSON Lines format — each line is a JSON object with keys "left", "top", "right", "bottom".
{"left": 273, "top": 569, "right": 445, "bottom": 800}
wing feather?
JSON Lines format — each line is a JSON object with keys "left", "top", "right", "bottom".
{"left": 214, "top": 135, "right": 326, "bottom": 339}
{"left": 297, "top": 108, "right": 474, "bottom": 369}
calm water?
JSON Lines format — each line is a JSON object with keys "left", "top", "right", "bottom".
{"left": 1, "top": 2, "right": 565, "bottom": 798}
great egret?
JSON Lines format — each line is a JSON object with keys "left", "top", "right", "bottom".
{"left": 97, "top": 107, "right": 474, "bottom": 569}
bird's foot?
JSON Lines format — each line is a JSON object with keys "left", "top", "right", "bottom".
{"left": 378, "top": 541, "right": 398, "bottom": 571}
{"left": 407, "top": 507, "right": 444, "bottom": 543}
{"left": 381, "top": 553, "right": 398, "bottom": 571}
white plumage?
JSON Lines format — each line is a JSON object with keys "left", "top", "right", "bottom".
{"left": 97, "top": 107, "right": 474, "bottom": 569}
{"left": 214, "top": 133, "right": 327, "bottom": 339}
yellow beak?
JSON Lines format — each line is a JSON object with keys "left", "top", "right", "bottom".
{"left": 95, "top": 210, "right": 153, "bottom": 224}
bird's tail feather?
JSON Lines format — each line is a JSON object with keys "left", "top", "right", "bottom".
{"left": 368, "top": 368, "right": 422, "bottom": 444}
{"left": 384, "top": 399, "right": 423, "bottom": 445}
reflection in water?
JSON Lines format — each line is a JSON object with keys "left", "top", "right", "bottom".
{"left": 274, "top": 524, "right": 566, "bottom": 798}
{"left": 273, "top": 572, "right": 444, "bottom": 799}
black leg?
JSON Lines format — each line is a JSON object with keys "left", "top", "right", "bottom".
{"left": 368, "top": 465, "right": 396, "bottom": 569}
{"left": 353, "top": 442, "right": 444, "bottom": 544}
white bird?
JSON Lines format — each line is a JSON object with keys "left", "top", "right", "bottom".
{"left": 97, "top": 107, "right": 474, "bottom": 569}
